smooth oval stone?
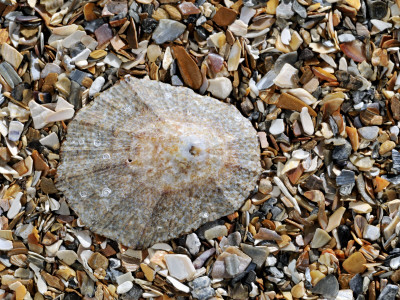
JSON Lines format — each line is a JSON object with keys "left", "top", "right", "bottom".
{"left": 358, "top": 126, "right": 379, "bottom": 140}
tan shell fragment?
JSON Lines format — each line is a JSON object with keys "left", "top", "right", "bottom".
{"left": 56, "top": 77, "right": 262, "bottom": 249}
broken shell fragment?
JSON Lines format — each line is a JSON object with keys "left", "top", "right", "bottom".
{"left": 56, "top": 77, "right": 262, "bottom": 249}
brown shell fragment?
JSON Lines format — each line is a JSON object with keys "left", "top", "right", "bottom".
{"left": 340, "top": 41, "right": 366, "bottom": 63}
{"left": 172, "top": 45, "right": 203, "bottom": 90}
{"left": 276, "top": 93, "right": 317, "bottom": 117}
{"left": 56, "top": 77, "right": 262, "bottom": 249}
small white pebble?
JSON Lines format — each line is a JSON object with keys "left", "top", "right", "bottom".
{"left": 207, "top": 77, "right": 232, "bottom": 99}
{"left": 104, "top": 52, "right": 122, "bottom": 68}
{"left": 0, "top": 238, "right": 13, "bottom": 251}
{"left": 40, "top": 132, "right": 60, "bottom": 150}
{"left": 117, "top": 281, "right": 133, "bottom": 294}
{"left": 7, "top": 192, "right": 22, "bottom": 219}
{"left": 166, "top": 276, "right": 190, "bottom": 293}
{"left": 89, "top": 77, "right": 106, "bottom": 97}
{"left": 71, "top": 48, "right": 91, "bottom": 63}
{"left": 281, "top": 27, "right": 292, "bottom": 45}
{"left": 269, "top": 119, "right": 285, "bottom": 135}
{"left": 300, "top": 107, "right": 314, "bottom": 135}
{"left": 75, "top": 230, "right": 92, "bottom": 248}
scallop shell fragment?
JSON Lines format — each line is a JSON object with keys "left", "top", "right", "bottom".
{"left": 56, "top": 76, "right": 262, "bottom": 249}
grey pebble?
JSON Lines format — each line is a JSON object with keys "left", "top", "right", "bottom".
{"left": 349, "top": 273, "right": 363, "bottom": 298}
{"left": 152, "top": 19, "right": 186, "bottom": 45}
{"left": 192, "top": 287, "right": 215, "bottom": 300}
{"left": 120, "top": 283, "right": 143, "bottom": 300}
{"left": 276, "top": 0, "right": 294, "bottom": 19}
{"left": 240, "top": 243, "right": 269, "bottom": 268}
{"left": 392, "top": 149, "right": 400, "bottom": 171}
{"left": 292, "top": 0, "right": 307, "bottom": 18}
{"left": 377, "top": 284, "right": 399, "bottom": 300}
{"left": 336, "top": 170, "right": 355, "bottom": 186}
{"left": 338, "top": 33, "right": 356, "bottom": 43}
{"left": 225, "top": 254, "right": 240, "bottom": 276}
{"left": 311, "top": 274, "right": 339, "bottom": 300}
{"left": 0, "top": 62, "right": 22, "bottom": 89}
{"left": 256, "top": 70, "right": 276, "bottom": 91}
{"left": 358, "top": 126, "right": 379, "bottom": 140}
{"left": 274, "top": 52, "right": 298, "bottom": 74}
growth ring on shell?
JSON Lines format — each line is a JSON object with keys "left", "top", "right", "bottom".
{"left": 56, "top": 76, "right": 262, "bottom": 249}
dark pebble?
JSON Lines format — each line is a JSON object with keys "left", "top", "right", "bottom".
{"left": 175, "top": 245, "right": 192, "bottom": 257}
{"left": 142, "top": 4, "right": 154, "bottom": 16}
{"left": 84, "top": 19, "right": 105, "bottom": 33}
{"left": 195, "top": 26, "right": 208, "bottom": 40}
{"left": 11, "top": 83, "right": 26, "bottom": 101}
{"left": 243, "top": 270, "right": 257, "bottom": 288}
{"left": 195, "top": 0, "right": 206, "bottom": 6}
{"left": 302, "top": 174, "right": 324, "bottom": 191}
{"left": 271, "top": 207, "right": 283, "bottom": 220}
{"left": 106, "top": 268, "right": 124, "bottom": 282}
{"left": 338, "top": 225, "right": 352, "bottom": 248}
{"left": 241, "top": 97, "right": 255, "bottom": 116}
{"left": 350, "top": 273, "right": 363, "bottom": 298}
{"left": 141, "top": 18, "right": 158, "bottom": 33}
{"left": 367, "top": 0, "right": 387, "bottom": 19}
{"left": 335, "top": 70, "right": 363, "bottom": 90}
{"left": 261, "top": 198, "right": 278, "bottom": 214}
{"left": 332, "top": 141, "right": 352, "bottom": 165}
{"left": 69, "top": 80, "right": 82, "bottom": 110}
{"left": 299, "top": 48, "right": 314, "bottom": 60}
{"left": 70, "top": 42, "right": 86, "bottom": 58}
{"left": 64, "top": 293, "right": 81, "bottom": 300}
{"left": 336, "top": 170, "right": 355, "bottom": 186}
{"left": 183, "top": 14, "right": 199, "bottom": 24}
{"left": 120, "top": 283, "right": 143, "bottom": 300}
{"left": 382, "top": 174, "right": 400, "bottom": 185}
{"left": 190, "top": 276, "right": 211, "bottom": 289}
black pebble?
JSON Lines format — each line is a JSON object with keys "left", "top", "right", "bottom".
{"left": 141, "top": 18, "right": 158, "bottom": 34}
{"left": 338, "top": 225, "right": 352, "bottom": 248}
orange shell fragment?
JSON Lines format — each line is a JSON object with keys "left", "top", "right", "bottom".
{"left": 346, "top": 126, "right": 359, "bottom": 151}
{"left": 374, "top": 176, "right": 390, "bottom": 193}
{"left": 312, "top": 67, "right": 337, "bottom": 82}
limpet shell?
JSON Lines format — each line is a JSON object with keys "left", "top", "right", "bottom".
{"left": 56, "top": 76, "right": 262, "bottom": 249}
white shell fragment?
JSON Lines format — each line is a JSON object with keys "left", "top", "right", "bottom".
{"left": 165, "top": 254, "right": 196, "bottom": 280}
{"left": 300, "top": 107, "right": 314, "bottom": 135}
{"left": 40, "top": 132, "right": 60, "bottom": 150}
{"left": 8, "top": 121, "right": 24, "bottom": 142}
{"left": 57, "top": 77, "right": 262, "bottom": 249}
{"left": 273, "top": 63, "right": 298, "bottom": 88}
